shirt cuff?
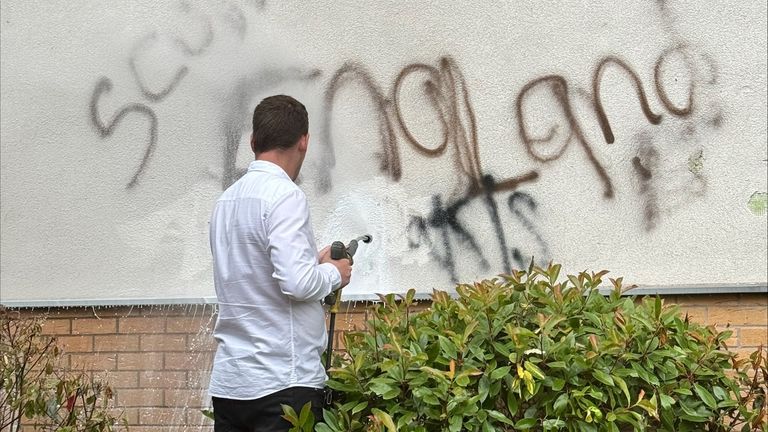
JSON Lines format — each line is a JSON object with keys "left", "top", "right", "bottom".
{"left": 319, "top": 262, "right": 342, "bottom": 291}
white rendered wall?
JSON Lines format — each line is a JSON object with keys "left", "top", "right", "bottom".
{"left": 1, "top": 1, "right": 766, "bottom": 303}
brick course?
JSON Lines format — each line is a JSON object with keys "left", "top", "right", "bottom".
{"left": 95, "top": 334, "right": 140, "bottom": 352}
{"left": 73, "top": 318, "right": 117, "bottom": 335}
{"left": 740, "top": 327, "right": 768, "bottom": 347}
{"left": 40, "top": 318, "right": 71, "bottom": 335}
{"left": 142, "top": 334, "right": 187, "bottom": 351}
{"left": 8, "top": 293, "right": 767, "bottom": 431}
{"left": 140, "top": 371, "right": 189, "bottom": 389}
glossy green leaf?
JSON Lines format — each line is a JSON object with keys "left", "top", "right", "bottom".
{"left": 694, "top": 384, "right": 717, "bottom": 409}
{"left": 490, "top": 366, "right": 512, "bottom": 381}
{"left": 514, "top": 418, "right": 538, "bottom": 430}
{"left": 592, "top": 369, "right": 613, "bottom": 386}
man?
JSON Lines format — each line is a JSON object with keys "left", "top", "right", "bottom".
{"left": 208, "top": 95, "right": 353, "bottom": 431}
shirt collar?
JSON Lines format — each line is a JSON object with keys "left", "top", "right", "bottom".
{"left": 247, "top": 160, "right": 291, "bottom": 181}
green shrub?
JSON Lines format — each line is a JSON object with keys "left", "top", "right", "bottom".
{"left": 0, "top": 307, "right": 127, "bottom": 432}
{"left": 318, "top": 263, "right": 767, "bottom": 432}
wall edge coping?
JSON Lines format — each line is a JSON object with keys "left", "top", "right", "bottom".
{"left": 1, "top": 283, "right": 766, "bottom": 307}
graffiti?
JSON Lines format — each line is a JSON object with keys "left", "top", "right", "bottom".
{"left": 481, "top": 175, "right": 511, "bottom": 273}
{"left": 516, "top": 43, "right": 716, "bottom": 204}
{"left": 92, "top": 4, "right": 716, "bottom": 202}
{"left": 89, "top": 78, "right": 158, "bottom": 189}
{"left": 407, "top": 174, "right": 550, "bottom": 282}
{"left": 393, "top": 58, "right": 484, "bottom": 192}
{"left": 128, "top": 4, "right": 214, "bottom": 101}
{"left": 321, "top": 56, "right": 539, "bottom": 197}
{"left": 516, "top": 75, "right": 615, "bottom": 199}
{"left": 321, "top": 46, "right": 715, "bottom": 204}
{"left": 407, "top": 194, "right": 488, "bottom": 283}
{"left": 85, "top": 2, "right": 726, "bottom": 283}
{"left": 654, "top": 45, "right": 695, "bottom": 117}
{"left": 507, "top": 191, "right": 550, "bottom": 269}
{"left": 320, "top": 62, "right": 402, "bottom": 192}
{"left": 222, "top": 2, "right": 249, "bottom": 39}
{"left": 175, "top": 1, "right": 215, "bottom": 56}
{"left": 593, "top": 56, "right": 664, "bottom": 145}
{"left": 129, "top": 32, "right": 190, "bottom": 102}
{"left": 89, "top": 0, "right": 255, "bottom": 189}
{"left": 393, "top": 44, "right": 717, "bottom": 277}
{"left": 320, "top": 57, "right": 550, "bottom": 280}
{"left": 632, "top": 137, "right": 661, "bottom": 232}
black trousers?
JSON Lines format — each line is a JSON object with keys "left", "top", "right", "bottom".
{"left": 212, "top": 387, "right": 326, "bottom": 432}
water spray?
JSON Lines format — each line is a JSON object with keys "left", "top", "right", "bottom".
{"left": 324, "top": 234, "right": 372, "bottom": 371}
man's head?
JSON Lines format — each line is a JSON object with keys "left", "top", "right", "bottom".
{"left": 251, "top": 95, "right": 309, "bottom": 154}
{"left": 251, "top": 95, "right": 309, "bottom": 181}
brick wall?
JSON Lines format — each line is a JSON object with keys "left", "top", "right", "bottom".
{"left": 664, "top": 293, "right": 768, "bottom": 360}
{"left": 7, "top": 293, "right": 767, "bottom": 431}
{"left": 12, "top": 305, "right": 217, "bottom": 432}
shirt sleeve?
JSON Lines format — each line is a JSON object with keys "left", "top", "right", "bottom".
{"left": 266, "top": 188, "right": 341, "bottom": 302}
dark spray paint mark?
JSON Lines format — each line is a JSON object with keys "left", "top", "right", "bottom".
{"left": 632, "top": 141, "right": 660, "bottom": 232}
{"left": 516, "top": 75, "right": 614, "bottom": 198}
{"left": 408, "top": 191, "right": 499, "bottom": 284}
{"left": 407, "top": 214, "right": 458, "bottom": 283}
{"left": 487, "top": 171, "right": 540, "bottom": 194}
{"left": 408, "top": 180, "right": 551, "bottom": 282}
{"left": 394, "top": 56, "right": 485, "bottom": 192}
{"left": 481, "top": 175, "right": 511, "bottom": 273}
{"left": 632, "top": 157, "right": 652, "bottom": 180}
{"left": 593, "top": 56, "right": 663, "bottom": 144}
{"left": 89, "top": 77, "right": 158, "bottom": 189}
{"left": 440, "top": 57, "right": 483, "bottom": 190}
{"left": 321, "top": 57, "right": 537, "bottom": 196}
{"left": 467, "top": 177, "right": 550, "bottom": 275}
{"left": 222, "top": 2, "right": 248, "bottom": 40}
{"left": 701, "top": 52, "right": 720, "bottom": 86}
{"left": 710, "top": 112, "right": 724, "bottom": 128}
{"left": 430, "top": 195, "right": 459, "bottom": 283}
{"left": 516, "top": 46, "right": 718, "bottom": 201}
{"left": 320, "top": 62, "right": 400, "bottom": 194}
{"left": 175, "top": 1, "right": 215, "bottom": 56}
{"left": 393, "top": 63, "right": 450, "bottom": 157}
{"left": 653, "top": 0, "right": 680, "bottom": 35}
{"left": 654, "top": 44, "right": 724, "bottom": 131}
{"left": 432, "top": 194, "right": 490, "bottom": 274}
{"left": 428, "top": 193, "right": 491, "bottom": 283}
{"left": 393, "top": 56, "right": 537, "bottom": 195}
{"left": 654, "top": 44, "right": 695, "bottom": 117}
{"left": 129, "top": 32, "right": 190, "bottom": 102}
{"left": 507, "top": 191, "right": 551, "bottom": 269}
{"left": 220, "top": 68, "right": 322, "bottom": 189}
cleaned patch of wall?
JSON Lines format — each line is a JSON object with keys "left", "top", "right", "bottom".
{"left": 1, "top": 0, "right": 766, "bottom": 302}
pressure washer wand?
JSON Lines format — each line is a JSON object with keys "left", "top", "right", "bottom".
{"left": 325, "top": 234, "right": 372, "bottom": 371}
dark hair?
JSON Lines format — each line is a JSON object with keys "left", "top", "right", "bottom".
{"left": 251, "top": 95, "right": 309, "bottom": 153}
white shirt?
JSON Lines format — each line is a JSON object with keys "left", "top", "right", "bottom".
{"left": 208, "top": 160, "right": 341, "bottom": 400}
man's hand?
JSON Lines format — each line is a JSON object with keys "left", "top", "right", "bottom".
{"left": 319, "top": 245, "right": 352, "bottom": 289}
{"left": 318, "top": 245, "right": 332, "bottom": 263}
